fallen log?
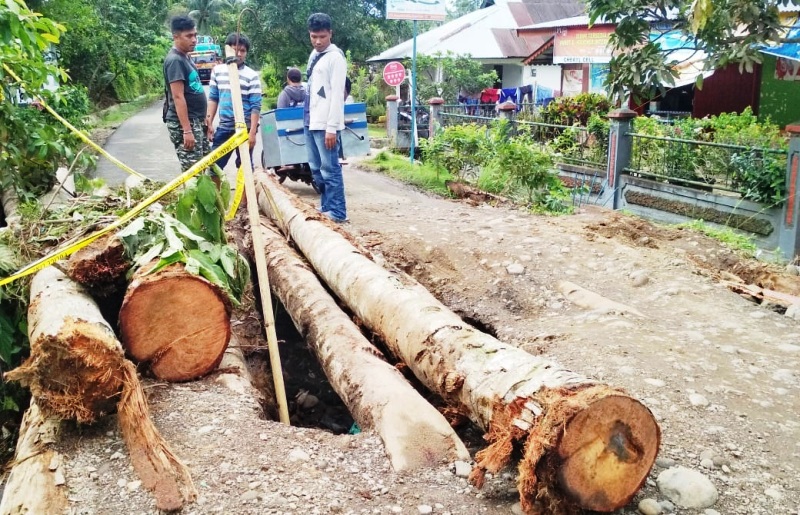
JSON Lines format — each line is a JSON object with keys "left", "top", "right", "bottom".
{"left": 0, "top": 401, "right": 67, "bottom": 514}
{"left": 258, "top": 221, "right": 470, "bottom": 471}
{"left": 4, "top": 266, "right": 196, "bottom": 511}
{"left": 256, "top": 174, "right": 660, "bottom": 514}
{"left": 119, "top": 263, "right": 231, "bottom": 382}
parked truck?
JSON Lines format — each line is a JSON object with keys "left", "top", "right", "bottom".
{"left": 189, "top": 35, "right": 221, "bottom": 84}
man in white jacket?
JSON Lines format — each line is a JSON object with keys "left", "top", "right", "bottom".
{"left": 304, "top": 12, "right": 348, "bottom": 223}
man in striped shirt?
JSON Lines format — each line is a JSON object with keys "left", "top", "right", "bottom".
{"left": 205, "top": 33, "right": 262, "bottom": 176}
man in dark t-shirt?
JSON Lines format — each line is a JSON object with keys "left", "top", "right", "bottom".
{"left": 164, "top": 15, "right": 209, "bottom": 172}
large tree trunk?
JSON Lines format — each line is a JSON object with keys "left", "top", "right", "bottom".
{"left": 256, "top": 174, "right": 660, "bottom": 514}
{"left": 119, "top": 263, "right": 231, "bottom": 382}
{"left": 4, "top": 267, "right": 196, "bottom": 511}
{"left": 0, "top": 401, "right": 67, "bottom": 515}
{"left": 258, "top": 221, "right": 470, "bottom": 471}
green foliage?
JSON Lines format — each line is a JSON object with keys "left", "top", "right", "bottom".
{"left": 539, "top": 93, "right": 611, "bottom": 126}
{"left": 675, "top": 220, "right": 757, "bottom": 255}
{"left": 365, "top": 151, "right": 453, "bottom": 196}
{"left": 34, "top": 0, "right": 170, "bottom": 102}
{"left": 420, "top": 123, "right": 487, "bottom": 179}
{"left": 729, "top": 151, "right": 786, "bottom": 205}
{"left": 118, "top": 176, "right": 249, "bottom": 304}
{"left": 587, "top": 0, "right": 794, "bottom": 102}
{"left": 418, "top": 121, "right": 574, "bottom": 213}
{"left": 630, "top": 108, "right": 789, "bottom": 202}
{"left": 412, "top": 52, "right": 498, "bottom": 103}
{"left": 0, "top": 237, "right": 30, "bottom": 462}
{"left": 242, "top": 0, "right": 416, "bottom": 73}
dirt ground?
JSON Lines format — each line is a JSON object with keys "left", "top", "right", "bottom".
{"left": 26, "top": 159, "right": 800, "bottom": 515}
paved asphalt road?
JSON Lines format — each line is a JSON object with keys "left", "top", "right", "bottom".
{"left": 94, "top": 95, "right": 263, "bottom": 189}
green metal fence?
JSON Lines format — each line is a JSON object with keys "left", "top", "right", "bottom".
{"left": 626, "top": 132, "right": 789, "bottom": 201}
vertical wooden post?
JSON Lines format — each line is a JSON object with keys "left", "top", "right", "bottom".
{"left": 224, "top": 43, "right": 290, "bottom": 424}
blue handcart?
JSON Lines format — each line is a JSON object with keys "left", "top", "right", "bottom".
{"left": 260, "top": 103, "right": 370, "bottom": 191}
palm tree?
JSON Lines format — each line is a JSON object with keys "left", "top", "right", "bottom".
{"left": 187, "top": 0, "right": 231, "bottom": 34}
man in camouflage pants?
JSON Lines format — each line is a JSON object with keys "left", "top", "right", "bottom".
{"left": 163, "top": 15, "right": 210, "bottom": 171}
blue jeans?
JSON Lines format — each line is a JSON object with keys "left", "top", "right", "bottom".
{"left": 305, "top": 128, "right": 347, "bottom": 221}
{"left": 211, "top": 127, "right": 253, "bottom": 171}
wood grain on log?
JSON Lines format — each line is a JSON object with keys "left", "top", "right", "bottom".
{"left": 255, "top": 174, "right": 660, "bottom": 513}
{"left": 119, "top": 264, "right": 231, "bottom": 382}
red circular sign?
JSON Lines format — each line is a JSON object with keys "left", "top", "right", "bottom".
{"left": 383, "top": 61, "right": 406, "bottom": 87}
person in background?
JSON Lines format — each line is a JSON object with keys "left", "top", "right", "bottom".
{"left": 206, "top": 32, "right": 262, "bottom": 176}
{"left": 163, "top": 15, "right": 209, "bottom": 172}
{"left": 277, "top": 67, "right": 307, "bottom": 108}
{"left": 304, "top": 12, "right": 348, "bottom": 223}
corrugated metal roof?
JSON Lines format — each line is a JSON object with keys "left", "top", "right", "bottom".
{"left": 368, "top": 3, "right": 511, "bottom": 61}
{"left": 492, "top": 28, "right": 539, "bottom": 57}
{"left": 367, "top": 0, "right": 586, "bottom": 62}
{"left": 508, "top": 2, "right": 534, "bottom": 27}
{"left": 520, "top": 0, "right": 585, "bottom": 24}
{"left": 519, "top": 14, "right": 601, "bottom": 31}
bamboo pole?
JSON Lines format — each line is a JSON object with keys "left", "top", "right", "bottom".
{"left": 224, "top": 42, "right": 290, "bottom": 424}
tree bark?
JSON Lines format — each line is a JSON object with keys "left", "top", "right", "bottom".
{"left": 258, "top": 221, "right": 470, "bottom": 471}
{"left": 4, "top": 266, "right": 196, "bottom": 511}
{"left": 0, "top": 401, "right": 67, "bottom": 515}
{"left": 119, "top": 263, "right": 231, "bottom": 382}
{"left": 6, "top": 266, "right": 125, "bottom": 422}
{"left": 255, "top": 174, "right": 660, "bottom": 514}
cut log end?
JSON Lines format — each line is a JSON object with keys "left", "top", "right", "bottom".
{"left": 556, "top": 395, "right": 660, "bottom": 512}
{"left": 120, "top": 269, "right": 231, "bottom": 382}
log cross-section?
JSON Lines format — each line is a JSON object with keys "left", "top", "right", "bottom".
{"left": 256, "top": 174, "right": 660, "bottom": 513}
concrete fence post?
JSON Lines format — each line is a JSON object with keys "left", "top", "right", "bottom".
{"left": 497, "top": 101, "right": 516, "bottom": 124}
{"left": 606, "top": 108, "right": 637, "bottom": 210}
{"left": 428, "top": 97, "right": 444, "bottom": 141}
{"left": 385, "top": 95, "right": 399, "bottom": 145}
{"left": 779, "top": 123, "right": 800, "bottom": 261}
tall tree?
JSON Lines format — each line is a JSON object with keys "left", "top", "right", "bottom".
{"left": 188, "top": 0, "right": 232, "bottom": 34}
{"left": 35, "top": 0, "right": 170, "bottom": 101}
{"left": 447, "top": 0, "right": 482, "bottom": 20}
{"left": 587, "top": 0, "right": 800, "bottom": 102}
{"left": 241, "top": 0, "right": 415, "bottom": 71}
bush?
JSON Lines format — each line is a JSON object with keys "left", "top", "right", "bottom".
{"left": 540, "top": 93, "right": 611, "bottom": 126}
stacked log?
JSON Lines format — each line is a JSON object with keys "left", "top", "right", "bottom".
{"left": 258, "top": 221, "right": 469, "bottom": 470}
{"left": 3, "top": 267, "right": 196, "bottom": 511}
{"left": 255, "top": 173, "right": 660, "bottom": 514}
{"left": 68, "top": 238, "right": 233, "bottom": 382}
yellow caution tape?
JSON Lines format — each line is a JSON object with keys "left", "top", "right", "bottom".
{"left": 225, "top": 165, "right": 245, "bottom": 221}
{"left": 0, "top": 129, "right": 249, "bottom": 287}
{"left": 2, "top": 63, "right": 150, "bottom": 181}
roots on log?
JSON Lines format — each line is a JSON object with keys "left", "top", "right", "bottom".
{"left": 3, "top": 267, "right": 196, "bottom": 511}
{"left": 67, "top": 234, "right": 130, "bottom": 296}
{"left": 119, "top": 263, "right": 231, "bottom": 382}
{"left": 256, "top": 174, "right": 660, "bottom": 514}
{"left": 258, "top": 221, "right": 469, "bottom": 470}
